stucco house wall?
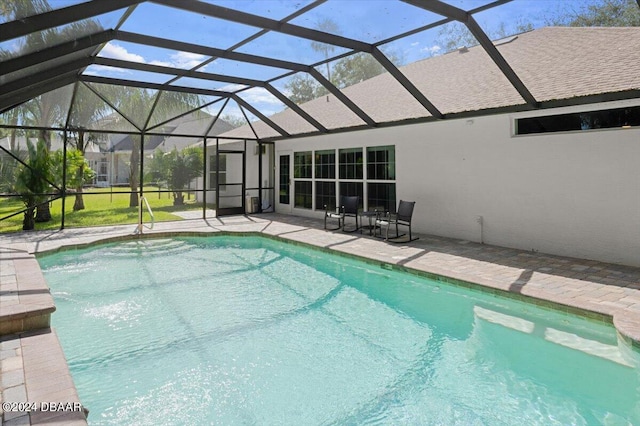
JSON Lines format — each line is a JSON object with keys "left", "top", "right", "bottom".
{"left": 275, "top": 98, "right": 640, "bottom": 267}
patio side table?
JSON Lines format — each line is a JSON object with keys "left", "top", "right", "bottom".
{"left": 360, "top": 211, "right": 378, "bottom": 235}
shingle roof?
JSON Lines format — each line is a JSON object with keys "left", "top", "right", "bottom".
{"left": 220, "top": 26, "right": 640, "bottom": 139}
{"left": 109, "top": 113, "right": 233, "bottom": 152}
{"left": 160, "top": 116, "right": 233, "bottom": 150}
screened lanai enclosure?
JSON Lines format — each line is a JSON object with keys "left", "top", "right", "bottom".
{"left": 1, "top": 0, "right": 639, "bottom": 232}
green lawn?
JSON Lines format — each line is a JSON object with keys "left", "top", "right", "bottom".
{"left": 0, "top": 187, "right": 208, "bottom": 233}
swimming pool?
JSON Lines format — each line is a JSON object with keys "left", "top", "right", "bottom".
{"left": 40, "top": 236, "right": 640, "bottom": 425}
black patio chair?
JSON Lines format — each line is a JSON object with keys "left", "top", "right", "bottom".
{"left": 324, "top": 201, "right": 343, "bottom": 231}
{"left": 324, "top": 195, "right": 359, "bottom": 232}
{"left": 374, "top": 200, "right": 418, "bottom": 242}
{"left": 341, "top": 195, "right": 360, "bottom": 232}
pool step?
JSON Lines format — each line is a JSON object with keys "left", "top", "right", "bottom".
{"left": 108, "top": 239, "right": 193, "bottom": 256}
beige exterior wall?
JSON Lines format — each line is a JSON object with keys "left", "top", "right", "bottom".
{"left": 275, "top": 99, "right": 640, "bottom": 267}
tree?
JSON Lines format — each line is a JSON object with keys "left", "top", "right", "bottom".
{"left": 104, "top": 87, "right": 202, "bottom": 208}
{"left": 435, "top": 19, "right": 534, "bottom": 55}
{"left": 168, "top": 146, "right": 203, "bottom": 206}
{"left": 284, "top": 49, "right": 401, "bottom": 104}
{"left": 547, "top": 0, "right": 640, "bottom": 27}
{"left": 1, "top": 0, "right": 105, "bottom": 221}
{"left": 332, "top": 53, "right": 389, "bottom": 88}
{"left": 67, "top": 81, "right": 111, "bottom": 211}
{"left": 284, "top": 74, "right": 321, "bottom": 104}
{"left": 434, "top": 0, "right": 638, "bottom": 57}
{"left": 147, "top": 147, "right": 203, "bottom": 206}
{"left": 14, "top": 139, "right": 51, "bottom": 230}
{"left": 221, "top": 114, "right": 248, "bottom": 129}
{"left": 145, "top": 148, "right": 171, "bottom": 186}
{"left": 0, "top": 154, "right": 20, "bottom": 194}
{"left": 311, "top": 18, "right": 339, "bottom": 82}
{"left": 50, "top": 149, "right": 95, "bottom": 206}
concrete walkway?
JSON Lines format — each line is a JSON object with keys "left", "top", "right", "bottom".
{"left": 1, "top": 213, "right": 640, "bottom": 424}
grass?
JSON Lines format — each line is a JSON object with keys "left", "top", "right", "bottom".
{"left": 0, "top": 187, "right": 209, "bottom": 233}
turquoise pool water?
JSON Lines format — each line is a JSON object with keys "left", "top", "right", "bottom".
{"left": 40, "top": 236, "right": 639, "bottom": 425}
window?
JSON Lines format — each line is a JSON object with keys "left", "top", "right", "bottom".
{"left": 294, "top": 151, "right": 312, "bottom": 178}
{"left": 279, "top": 154, "right": 290, "bottom": 204}
{"left": 367, "top": 146, "right": 395, "bottom": 180}
{"left": 368, "top": 183, "right": 396, "bottom": 212}
{"left": 209, "top": 153, "right": 226, "bottom": 188}
{"left": 314, "top": 149, "right": 335, "bottom": 211}
{"left": 316, "top": 181, "right": 336, "bottom": 210}
{"left": 294, "top": 181, "right": 313, "bottom": 209}
{"left": 315, "top": 150, "right": 335, "bottom": 179}
{"left": 339, "top": 182, "right": 363, "bottom": 209}
{"left": 366, "top": 146, "right": 396, "bottom": 211}
{"left": 516, "top": 105, "right": 640, "bottom": 135}
{"left": 291, "top": 145, "right": 395, "bottom": 212}
{"left": 339, "top": 148, "right": 363, "bottom": 179}
{"left": 294, "top": 151, "right": 313, "bottom": 209}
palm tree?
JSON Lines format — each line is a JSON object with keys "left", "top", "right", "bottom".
{"left": 311, "top": 18, "right": 339, "bottom": 83}
{"left": 107, "top": 87, "right": 202, "bottom": 207}
{"left": 68, "top": 82, "right": 111, "bottom": 210}
{"left": 166, "top": 147, "right": 203, "bottom": 206}
{"left": 3, "top": 0, "right": 71, "bottom": 222}
{"left": 3, "top": 1, "right": 110, "bottom": 218}
{"left": 311, "top": 18, "right": 339, "bottom": 101}
{"left": 14, "top": 139, "right": 51, "bottom": 230}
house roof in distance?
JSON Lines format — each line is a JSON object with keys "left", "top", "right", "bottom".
{"left": 110, "top": 111, "right": 233, "bottom": 152}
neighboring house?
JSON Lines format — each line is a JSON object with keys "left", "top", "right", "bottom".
{"left": 0, "top": 133, "right": 97, "bottom": 153}
{"left": 97, "top": 112, "right": 233, "bottom": 186}
{"left": 219, "top": 26, "right": 640, "bottom": 266}
{"left": 0, "top": 132, "right": 110, "bottom": 190}
{"left": 0, "top": 112, "right": 233, "bottom": 188}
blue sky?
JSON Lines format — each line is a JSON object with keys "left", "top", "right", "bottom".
{"left": 5, "top": 0, "right": 599, "bottom": 121}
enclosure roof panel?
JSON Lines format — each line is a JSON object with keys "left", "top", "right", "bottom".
{"left": 1, "top": 0, "right": 639, "bottom": 140}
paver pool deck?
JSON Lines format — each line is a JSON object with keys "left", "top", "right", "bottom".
{"left": 1, "top": 213, "right": 640, "bottom": 425}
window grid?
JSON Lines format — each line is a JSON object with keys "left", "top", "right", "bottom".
{"left": 292, "top": 146, "right": 396, "bottom": 213}
{"left": 367, "top": 145, "right": 395, "bottom": 180}
{"left": 367, "top": 183, "right": 396, "bottom": 213}
{"left": 316, "top": 181, "right": 336, "bottom": 210}
{"left": 339, "top": 148, "right": 363, "bottom": 180}
{"left": 279, "top": 155, "right": 290, "bottom": 204}
{"left": 294, "top": 181, "right": 313, "bottom": 209}
{"left": 315, "top": 150, "right": 335, "bottom": 179}
{"left": 294, "top": 151, "right": 312, "bottom": 178}
{"left": 209, "top": 154, "right": 227, "bottom": 188}
{"left": 339, "top": 182, "right": 364, "bottom": 210}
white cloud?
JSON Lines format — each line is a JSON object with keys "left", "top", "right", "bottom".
{"left": 411, "top": 42, "right": 420, "bottom": 47}
{"left": 217, "top": 83, "right": 248, "bottom": 93}
{"left": 219, "top": 103, "right": 244, "bottom": 119}
{"left": 98, "top": 43, "right": 207, "bottom": 70}
{"left": 149, "top": 60, "right": 172, "bottom": 67}
{"left": 84, "top": 64, "right": 131, "bottom": 76}
{"left": 171, "top": 51, "right": 207, "bottom": 69}
{"left": 239, "top": 88, "right": 281, "bottom": 105}
{"left": 99, "top": 42, "right": 145, "bottom": 63}
{"left": 421, "top": 45, "right": 441, "bottom": 56}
